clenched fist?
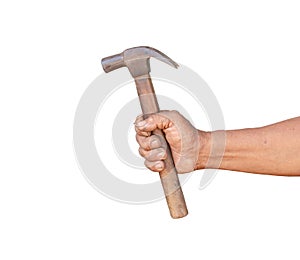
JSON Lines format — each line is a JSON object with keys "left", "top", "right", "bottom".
{"left": 135, "top": 110, "right": 204, "bottom": 173}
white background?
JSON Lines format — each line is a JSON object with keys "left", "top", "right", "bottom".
{"left": 1, "top": 1, "right": 300, "bottom": 259}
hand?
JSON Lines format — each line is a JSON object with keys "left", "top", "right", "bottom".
{"left": 135, "top": 110, "right": 202, "bottom": 173}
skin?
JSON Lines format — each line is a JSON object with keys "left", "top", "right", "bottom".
{"left": 135, "top": 111, "right": 300, "bottom": 176}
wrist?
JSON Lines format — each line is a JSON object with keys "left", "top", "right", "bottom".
{"left": 195, "top": 130, "right": 227, "bottom": 170}
{"left": 195, "top": 130, "right": 212, "bottom": 170}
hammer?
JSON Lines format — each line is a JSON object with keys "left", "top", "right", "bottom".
{"left": 101, "top": 46, "right": 188, "bottom": 218}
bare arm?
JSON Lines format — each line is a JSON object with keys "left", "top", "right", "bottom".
{"left": 135, "top": 111, "right": 300, "bottom": 176}
{"left": 198, "top": 117, "right": 300, "bottom": 176}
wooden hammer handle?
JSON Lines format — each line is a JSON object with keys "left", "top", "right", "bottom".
{"left": 135, "top": 76, "right": 188, "bottom": 218}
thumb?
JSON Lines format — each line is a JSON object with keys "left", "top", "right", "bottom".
{"left": 135, "top": 112, "right": 174, "bottom": 132}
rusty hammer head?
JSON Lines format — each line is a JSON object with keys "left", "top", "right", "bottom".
{"left": 101, "top": 46, "right": 178, "bottom": 78}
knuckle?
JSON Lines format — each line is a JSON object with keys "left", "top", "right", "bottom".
{"left": 134, "top": 125, "right": 141, "bottom": 134}
{"left": 135, "top": 134, "right": 140, "bottom": 142}
{"left": 135, "top": 134, "right": 145, "bottom": 146}
{"left": 138, "top": 147, "right": 147, "bottom": 157}
{"left": 144, "top": 160, "right": 153, "bottom": 170}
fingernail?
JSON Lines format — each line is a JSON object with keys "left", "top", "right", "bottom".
{"left": 150, "top": 139, "right": 159, "bottom": 147}
{"left": 155, "top": 162, "right": 163, "bottom": 171}
{"left": 158, "top": 151, "right": 165, "bottom": 158}
{"left": 135, "top": 120, "right": 147, "bottom": 127}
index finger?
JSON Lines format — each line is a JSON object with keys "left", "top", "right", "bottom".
{"left": 134, "top": 114, "right": 151, "bottom": 136}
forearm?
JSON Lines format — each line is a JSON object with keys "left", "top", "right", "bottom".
{"left": 197, "top": 117, "right": 300, "bottom": 176}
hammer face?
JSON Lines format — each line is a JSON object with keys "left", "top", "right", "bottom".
{"left": 101, "top": 53, "right": 124, "bottom": 73}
